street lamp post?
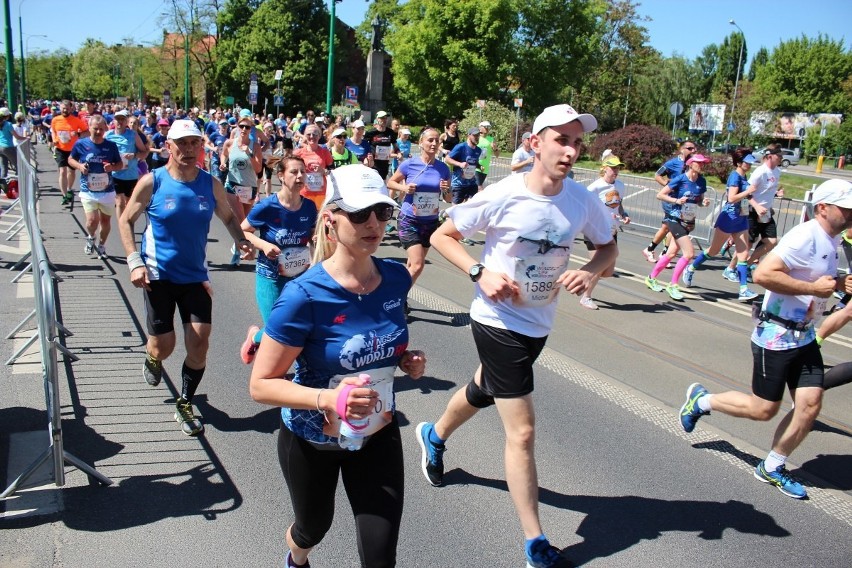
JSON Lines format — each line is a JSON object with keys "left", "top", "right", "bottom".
{"left": 726, "top": 19, "right": 745, "bottom": 147}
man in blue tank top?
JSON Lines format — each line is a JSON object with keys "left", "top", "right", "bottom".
{"left": 106, "top": 109, "right": 149, "bottom": 223}
{"left": 118, "top": 119, "right": 252, "bottom": 436}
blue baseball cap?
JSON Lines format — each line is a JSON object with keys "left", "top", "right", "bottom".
{"left": 239, "top": 108, "right": 252, "bottom": 118}
{"left": 743, "top": 154, "right": 758, "bottom": 164}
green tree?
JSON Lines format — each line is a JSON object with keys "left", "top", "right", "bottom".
{"left": 747, "top": 46, "right": 768, "bottom": 81}
{"left": 712, "top": 31, "right": 746, "bottom": 101}
{"left": 693, "top": 43, "right": 718, "bottom": 101}
{"left": 751, "top": 34, "right": 852, "bottom": 113}
{"left": 71, "top": 40, "right": 120, "bottom": 100}
{"left": 385, "top": 0, "right": 516, "bottom": 123}
{"left": 631, "top": 55, "right": 705, "bottom": 129}
{"left": 513, "top": 0, "right": 606, "bottom": 115}
{"left": 26, "top": 50, "right": 74, "bottom": 101}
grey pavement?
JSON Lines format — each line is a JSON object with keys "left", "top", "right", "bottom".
{"left": 1, "top": 144, "right": 850, "bottom": 567}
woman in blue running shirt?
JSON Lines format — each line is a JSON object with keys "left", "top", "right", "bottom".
{"left": 238, "top": 155, "right": 316, "bottom": 364}
{"left": 645, "top": 153, "right": 712, "bottom": 301}
{"left": 249, "top": 164, "right": 426, "bottom": 568}
{"left": 681, "top": 148, "right": 760, "bottom": 301}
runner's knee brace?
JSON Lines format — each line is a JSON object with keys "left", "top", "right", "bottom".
{"left": 465, "top": 380, "right": 494, "bottom": 409}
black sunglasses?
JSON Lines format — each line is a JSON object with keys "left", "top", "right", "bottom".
{"left": 238, "top": 124, "right": 252, "bottom": 129}
{"left": 336, "top": 203, "right": 394, "bottom": 224}
{"left": 335, "top": 134, "right": 347, "bottom": 139}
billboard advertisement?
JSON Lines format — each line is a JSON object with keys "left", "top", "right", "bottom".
{"left": 688, "top": 103, "right": 726, "bottom": 133}
{"left": 749, "top": 111, "right": 843, "bottom": 140}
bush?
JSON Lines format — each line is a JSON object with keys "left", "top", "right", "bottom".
{"left": 589, "top": 124, "right": 676, "bottom": 173}
{"left": 458, "top": 100, "right": 530, "bottom": 155}
{"left": 703, "top": 153, "right": 733, "bottom": 186}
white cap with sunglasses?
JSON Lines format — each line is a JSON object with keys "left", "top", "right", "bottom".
{"left": 323, "top": 164, "right": 398, "bottom": 213}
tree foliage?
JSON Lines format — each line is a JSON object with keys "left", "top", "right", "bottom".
{"left": 71, "top": 40, "right": 120, "bottom": 100}
{"left": 751, "top": 34, "right": 852, "bottom": 113}
{"left": 385, "top": 0, "right": 516, "bottom": 123}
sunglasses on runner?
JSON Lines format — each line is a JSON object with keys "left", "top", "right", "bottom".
{"left": 335, "top": 203, "right": 394, "bottom": 224}
{"left": 238, "top": 124, "right": 252, "bottom": 129}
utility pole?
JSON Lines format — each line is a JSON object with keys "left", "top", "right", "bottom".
{"left": 3, "top": 0, "right": 16, "bottom": 108}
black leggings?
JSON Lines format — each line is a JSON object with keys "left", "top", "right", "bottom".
{"left": 277, "top": 417, "right": 404, "bottom": 568}
{"left": 825, "top": 362, "right": 852, "bottom": 390}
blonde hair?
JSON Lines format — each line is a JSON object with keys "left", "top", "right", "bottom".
{"left": 311, "top": 205, "right": 336, "bottom": 265}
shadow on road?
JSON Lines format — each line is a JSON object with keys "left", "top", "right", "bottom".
{"left": 443, "top": 468, "right": 790, "bottom": 565}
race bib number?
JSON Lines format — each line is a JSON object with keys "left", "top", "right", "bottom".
{"left": 58, "top": 131, "right": 71, "bottom": 144}
{"left": 88, "top": 173, "right": 109, "bottom": 191}
{"left": 462, "top": 164, "right": 477, "bottom": 180}
{"left": 514, "top": 254, "right": 569, "bottom": 307}
{"left": 326, "top": 366, "right": 395, "bottom": 437}
{"left": 234, "top": 184, "right": 253, "bottom": 204}
{"left": 681, "top": 202, "right": 697, "bottom": 222}
{"left": 277, "top": 247, "right": 311, "bottom": 277}
{"left": 739, "top": 199, "right": 750, "bottom": 216}
{"left": 413, "top": 192, "right": 440, "bottom": 217}
{"left": 306, "top": 172, "right": 323, "bottom": 191}
{"left": 375, "top": 145, "right": 391, "bottom": 161}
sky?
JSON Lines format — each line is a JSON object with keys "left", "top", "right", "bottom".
{"left": 5, "top": 0, "right": 851, "bottom": 64}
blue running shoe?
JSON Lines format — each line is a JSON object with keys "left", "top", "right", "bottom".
{"left": 722, "top": 267, "right": 739, "bottom": 283}
{"left": 682, "top": 266, "right": 696, "bottom": 288}
{"left": 679, "top": 382, "right": 709, "bottom": 433}
{"left": 738, "top": 287, "right": 759, "bottom": 302}
{"left": 526, "top": 537, "right": 573, "bottom": 568}
{"left": 416, "top": 422, "right": 445, "bottom": 487}
{"left": 754, "top": 461, "right": 807, "bottom": 499}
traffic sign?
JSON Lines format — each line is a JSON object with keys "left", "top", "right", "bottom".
{"left": 274, "top": 69, "right": 283, "bottom": 81}
{"left": 248, "top": 93, "right": 258, "bottom": 105}
{"left": 274, "top": 95, "right": 284, "bottom": 106}
{"left": 250, "top": 73, "right": 258, "bottom": 83}
{"left": 669, "top": 102, "right": 683, "bottom": 116}
{"left": 249, "top": 83, "right": 258, "bottom": 95}
{"left": 514, "top": 98, "right": 523, "bottom": 108}
{"left": 476, "top": 99, "right": 486, "bottom": 108}
{"left": 344, "top": 85, "right": 358, "bottom": 106}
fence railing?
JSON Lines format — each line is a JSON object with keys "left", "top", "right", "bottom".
{"left": 1, "top": 141, "right": 112, "bottom": 499}
{"left": 485, "top": 157, "right": 814, "bottom": 245}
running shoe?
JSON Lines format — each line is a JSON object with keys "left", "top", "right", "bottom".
{"left": 61, "top": 191, "right": 73, "bottom": 205}
{"left": 240, "top": 325, "right": 261, "bottom": 364}
{"left": 84, "top": 237, "right": 94, "bottom": 255}
{"left": 285, "top": 551, "right": 310, "bottom": 568}
{"left": 644, "top": 276, "right": 663, "bottom": 292}
{"left": 679, "top": 382, "right": 709, "bottom": 433}
{"left": 641, "top": 248, "right": 656, "bottom": 263}
{"left": 665, "top": 283, "right": 684, "bottom": 301}
{"left": 754, "top": 461, "right": 807, "bottom": 499}
{"left": 722, "top": 267, "right": 739, "bottom": 283}
{"left": 460, "top": 237, "right": 475, "bottom": 246}
{"left": 738, "top": 288, "right": 759, "bottom": 302}
{"left": 579, "top": 296, "right": 598, "bottom": 310}
{"left": 143, "top": 356, "right": 163, "bottom": 387}
{"left": 416, "top": 422, "right": 445, "bottom": 487}
{"left": 526, "top": 537, "right": 573, "bottom": 568}
{"left": 175, "top": 397, "right": 204, "bottom": 436}
{"left": 682, "top": 266, "right": 696, "bottom": 288}
{"left": 96, "top": 244, "right": 107, "bottom": 259}
{"left": 229, "top": 244, "right": 241, "bottom": 267}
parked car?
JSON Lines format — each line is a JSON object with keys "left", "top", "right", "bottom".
{"left": 753, "top": 147, "right": 800, "bottom": 167}
{"left": 710, "top": 143, "right": 737, "bottom": 154}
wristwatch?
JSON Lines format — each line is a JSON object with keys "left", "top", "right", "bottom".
{"left": 468, "top": 263, "right": 485, "bottom": 282}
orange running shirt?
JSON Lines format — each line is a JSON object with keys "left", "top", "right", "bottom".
{"left": 51, "top": 115, "right": 88, "bottom": 152}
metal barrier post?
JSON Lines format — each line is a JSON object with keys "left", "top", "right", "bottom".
{"left": 1, "top": 141, "right": 112, "bottom": 499}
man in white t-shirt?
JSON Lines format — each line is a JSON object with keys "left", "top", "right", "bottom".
{"left": 510, "top": 132, "right": 535, "bottom": 174}
{"left": 680, "top": 179, "right": 852, "bottom": 500}
{"left": 417, "top": 105, "right": 616, "bottom": 568}
{"left": 745, "top": 144, "right": 784, "bottom": 265}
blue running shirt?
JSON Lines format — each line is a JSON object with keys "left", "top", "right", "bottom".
{"left": 69, "top": 138, "right": 121, "bottom": 193}
{"left": 246, "top": 195, "right": 317, "bottom": 280}
{"left": 141, "top": 168, "right": 216, "bottom": 283}
{"left": 265, "top": 258, "right": 412, "bottom": 445}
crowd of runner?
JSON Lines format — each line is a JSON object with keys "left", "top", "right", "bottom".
{"left": 7, "top": 97, "right": 852, "bottom": 568}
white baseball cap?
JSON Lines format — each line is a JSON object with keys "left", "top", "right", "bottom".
{"left": 323, "top": 164, "right": 398, "bottom": 212}
{"left": 479, "top": 121, "right": 491, "bottom": 128}
{"left": 812, "top": 179, "right": 852, "bottom": 209}
{"left": 375, "top": 110, "right": 388, "bottom": 119}
{"left": 532, "top": 104, "right": 597, "bottom": 135}
{"left": 351, "top": 119, "right": 365, "bottom": 129}
{"left": 167, "top": 119, "right": 203, "bottom": 140}
{"left": 331, "top": 127, "right": 347, "bottom": 137}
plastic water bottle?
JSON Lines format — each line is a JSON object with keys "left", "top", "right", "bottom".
{"left": 338, "top": 374, "right": 371, "bottom": 451}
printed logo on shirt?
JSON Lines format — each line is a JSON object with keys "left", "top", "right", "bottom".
{"left": 339, "top": 329, "right": 405, "bottom": 370}
{"left": 333, "top": 314, "right": 347, "bottom": 324}
{"left": 383, "top": 298, "right": 402, "bottom": 312}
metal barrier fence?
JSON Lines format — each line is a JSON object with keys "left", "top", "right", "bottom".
{"left": 2, "top": 141, "right": 112, "bottom": 499}
{"left": 485, "top": 157, "right": 814, "bottom": 245}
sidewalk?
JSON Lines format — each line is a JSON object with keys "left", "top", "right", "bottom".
{"left": 0, "top": 145, "right": 236, "bottom": 547}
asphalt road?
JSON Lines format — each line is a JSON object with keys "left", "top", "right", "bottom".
{"left": 1, "top": 145, "right": 850, "bottom": 567}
